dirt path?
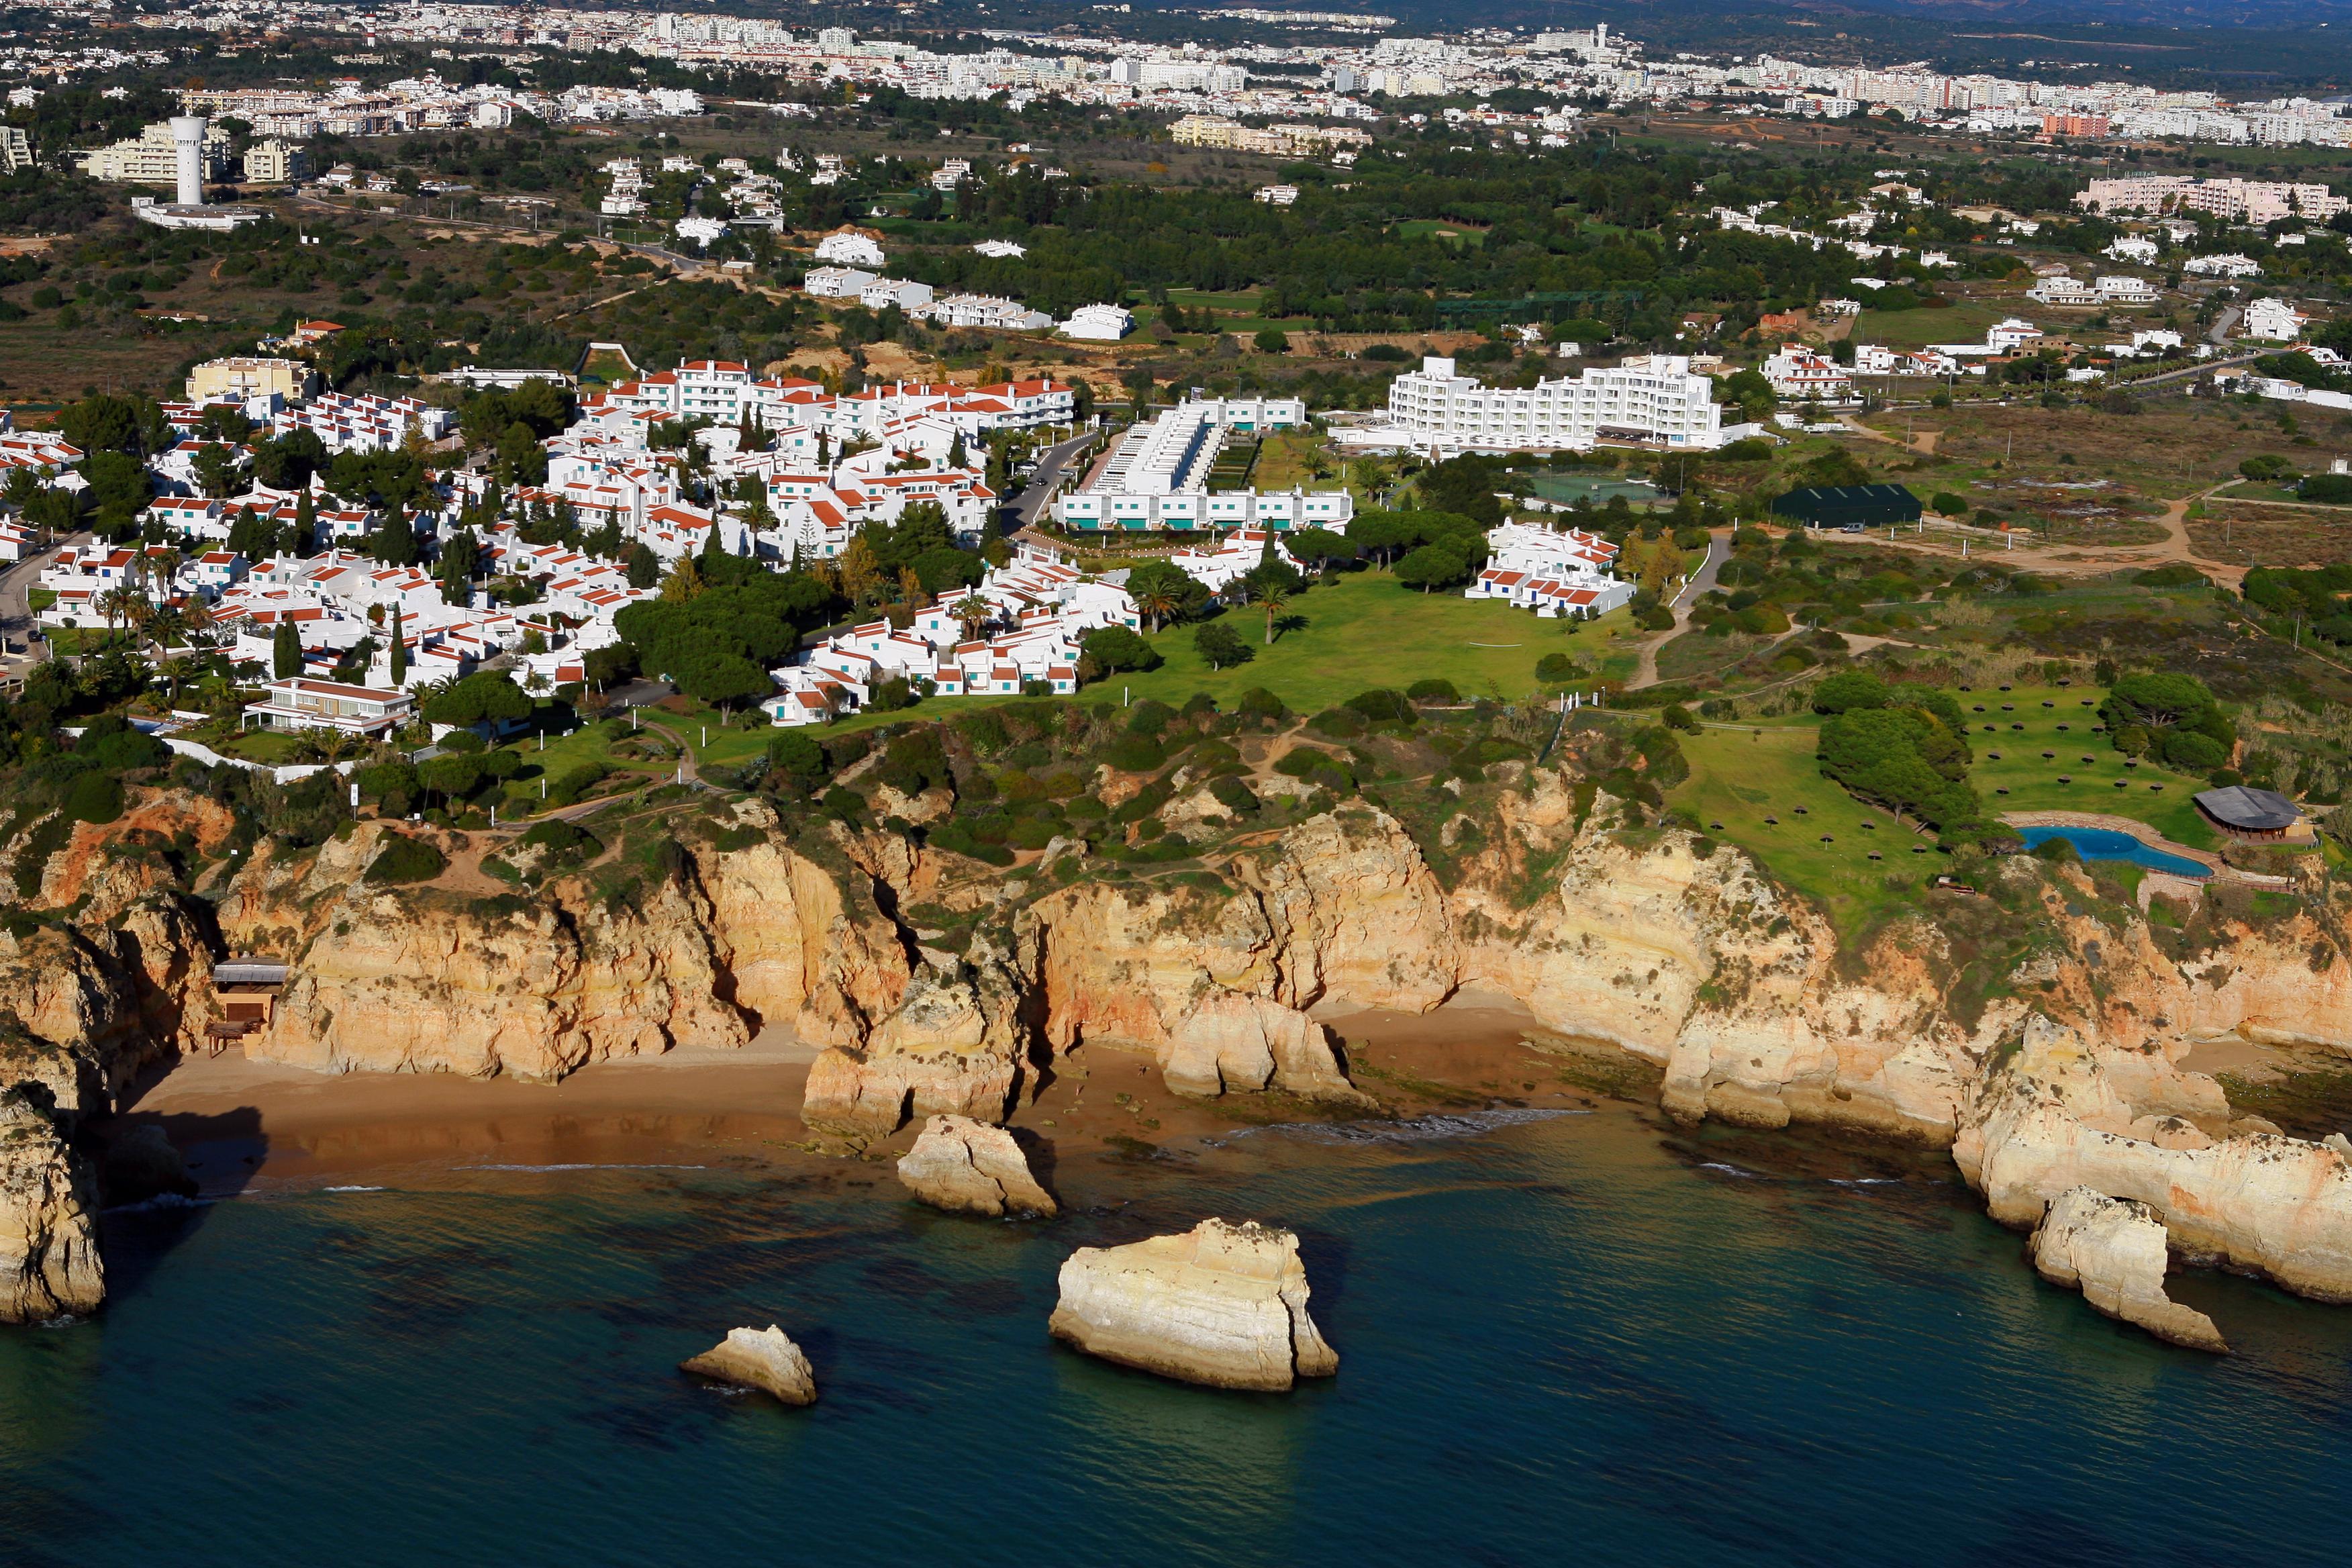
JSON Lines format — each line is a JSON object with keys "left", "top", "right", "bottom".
{"left": 1630, "top": 530, "right": 1728, "bottom": 689}
{"left": 1842, "top": 414, "right": 1941, "bottom": 454}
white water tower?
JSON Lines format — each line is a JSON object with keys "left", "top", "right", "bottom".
{"left": 168, "top": 115, "right": 209, "bottom": 207}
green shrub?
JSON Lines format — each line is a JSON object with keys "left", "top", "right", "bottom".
{"left": 520, "top": 819, "right": 599, "bottom": 857}
{"left": 1235, "top": 687, "right": 1287, "bottom": 722}
{"left": 1306, "top": 707, "right": 1365, "bottom": 739}
{"left": 1007, "top": 818, "right": 1059, "bottom": 850}
{"left": 62, "top": 770, "right": 123, "bottom": 825}
{"left": 1126, "top": 698, "right": 1177, "bottom": 738}
{"left": 1812, "top": 670, "right": 1890, "bottom": 714}
{"left": 1208, "top": 775, "right": 1261, "bottom": 816}
{"left": 1344, "top": 689, "right": 1413, "bottom": 724}
{"left": 1407, "top": 678, "right": 1461, "bottom": 703}
{"left": 1100, "top": 733, "right": 1165, "bottom": 772}
{"left": 546, "top": 762, "right": 610, "bottom": 808}
{"left": 75, "top": 716, "right": 167, "bottom": 772}
{"left": 365, "top": 835, "right": 448, "bottom": 885}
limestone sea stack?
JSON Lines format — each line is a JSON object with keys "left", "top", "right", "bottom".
{"left": 0, "top": 1087, "right": 104, "bottom": 1323}
{"left": 1048, "top": 1218, "right": 1338, "bottom": 1391}
{"left": 679, "top": 1325, "right": 818, "bottom": 1406}
{"left": 2031, "top": 1187, "right": 2228, "bottom": 1353}
{"left": 897, "top": 1114, "right": 1057, "bottom": 1218}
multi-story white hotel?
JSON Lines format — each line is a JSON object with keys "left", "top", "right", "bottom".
{"left": 1385, "top": 355, "right": 1725, "bottom": 452}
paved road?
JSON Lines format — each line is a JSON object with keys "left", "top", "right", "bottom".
{"left": 1630, "top": 529, "right": 1729, "bottom": 689}
{"left": 2207, "top": 305, "right": 2243, "bottom": 347}
{"left": 1010, "top": 430, "right": 1103, "bottom": 528}
{"left": 0, "top": 531, "right": 80, "bottom": 681}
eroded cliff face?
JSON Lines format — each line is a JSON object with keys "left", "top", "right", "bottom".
{"left": 0, "top": 1086, "right": 102, "bottom": 1324}
{"left": 211, "top": 808, "right": 913, "bottom": 1081}
{"left": 1956, "top": 1016, "right": 2352, "bottom": 1302}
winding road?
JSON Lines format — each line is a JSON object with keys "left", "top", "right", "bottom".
{"left": 1629, "top": 528, "right": 1729, "bottom": 689}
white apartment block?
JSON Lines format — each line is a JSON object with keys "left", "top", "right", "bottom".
{"left": 75, "top": 119, "right": 231, "bottom": 185}
{"left": 1052, "top": 398, "right": 1343, "bottom": 531}
{"left": 2074, "top": 176, "right": 2347, "bottom": 226}
{"left": 1386, "top": 355, "right": 1725, "bottom": 452}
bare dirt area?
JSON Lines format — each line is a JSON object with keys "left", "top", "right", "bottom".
{"left": 2189, "top": 504, "right": 2352, "bottom": 569}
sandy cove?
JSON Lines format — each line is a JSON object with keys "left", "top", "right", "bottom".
{"left": 111, "top": 999, "right": 1598, "bottom": 1191}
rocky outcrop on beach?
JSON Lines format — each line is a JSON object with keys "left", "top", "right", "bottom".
{"left": 679, "top": 1324, "right": 818, "bottom": 1406}
{"left": 2030, "top": 1186, "right": 2227, "bottom": 1352}
{"left": 1048, "top": 1218, "right": 1338, "bottom": 1391}
{"left": 1957, "top": 1016, "right": 2352, "bottom": 1304}
{"left": 1162, "top": 991, "right": 1370, "bottom": 1105}
{"left": 804, "top": 926, "right": 1040, "bottom": 1134}
{"left": 897, "top": 1114, "right": 1057, "bottom": 1218}
{"left": 0, "top": 1085, "right": 103, "bottom": 1323}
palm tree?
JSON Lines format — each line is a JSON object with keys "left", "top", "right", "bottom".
{"left": 1258, "top": 581, "right": 1289, "bottom": 646}
{"left": 951, "top": 593, "right": 992, "bottom": 643}
{"left": 1132, "top": 583, "right": 1180, "bottom": 634}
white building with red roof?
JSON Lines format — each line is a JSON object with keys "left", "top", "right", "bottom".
{"left": 1465, "top": 522, "right": 1632, "bottom": 619}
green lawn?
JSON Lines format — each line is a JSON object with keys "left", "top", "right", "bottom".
{"left": 1111, "top": 571, "right": 1626, "bottom": 713}
{"left": 213, "top": 728, "right": 307, "bottom": 764}
{"left": 1667, "top": 722, "right": 1934, "bottom": 938}
{"left": 1853, "top": 299, "right": 2012, "bottom": 351}
{"left": 1665, "top": 682, "right": 2219, "bottom": 939}
{"left": 1393, "top": 219, "right": 1486, "bottom": 248}
{"left": 1955, "top": 684, "right": 2216, "bottom": 848}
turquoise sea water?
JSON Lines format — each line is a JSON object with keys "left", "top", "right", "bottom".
{"left": 3, "top": 1107, "right": 2348, "bottom": 1567}
{"left": 2017, "top": 826, "right": 2211, "bottom": 879}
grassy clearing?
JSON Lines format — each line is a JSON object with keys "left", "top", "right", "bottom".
{"left": 2188, "top": 505, "right": 2352, "bottom": 569}
{"left": 1957, "top": 683, "right": 2216, "bottom": 847}
{"left": 1854, "top": 299, "right": 2010, "bottom": 350}
{"left": 1665, "top": 722, "right": 1937, "bottom": 938}
{"left": 689, "top": 573, "right": 1636, "bottom": 759}
{"left": 1663, "top": 682, "right": 2220, "bottom": 934}
{"left": 1106, "top": 571, "right": 1628, "bottom": 714}
{"left": 1392, "top": 218, "right": 1486, "bottom": 248}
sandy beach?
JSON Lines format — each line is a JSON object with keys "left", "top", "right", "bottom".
{"left": 111, "top": 996, "right": 1618, "bottom": 1191}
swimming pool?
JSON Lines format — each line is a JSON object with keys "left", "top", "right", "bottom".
{"left": 2017, "top": 825, "right": 2211, "bottom": 879}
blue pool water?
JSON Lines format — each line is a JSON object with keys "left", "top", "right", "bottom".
{"left": 4, "top": 1106, "right": 2347, "bottom": 1566}
{"left": 2018, "top": 825, "right": 2210, "bottom": 877}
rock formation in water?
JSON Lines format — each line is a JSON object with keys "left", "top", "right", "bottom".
{"left": 2030, "top": 1186, "right": 2227, "bottom": 1352}
{"left": 896, "top": 1114, "right": 1057, "bottom": 1218}
{"left": 1957, "top": 1015, "right": 2352, "bottom": 1302}
{"left": 0, "top": 1084, "right": 103, "bottom": 1322}
{"left": 1048, "top": 1217, "right": 1338, "bottom": 1391}
{"left": 679, "top": 1324, "right": 818, "bottom": 1406}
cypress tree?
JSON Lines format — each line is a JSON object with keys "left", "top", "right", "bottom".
{"left": 389, "top": 605, "right": 406, "bottom": 686}
{"left": 272, "top": 619, "right": 301, "bottom": 679}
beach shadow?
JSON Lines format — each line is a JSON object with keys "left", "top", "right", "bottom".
{"left": 85, "top": 1101, "right": 268, "bottom": 1304}
{"left": 1006, "top": 1125, "right": 1061, "bottom": 1208}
